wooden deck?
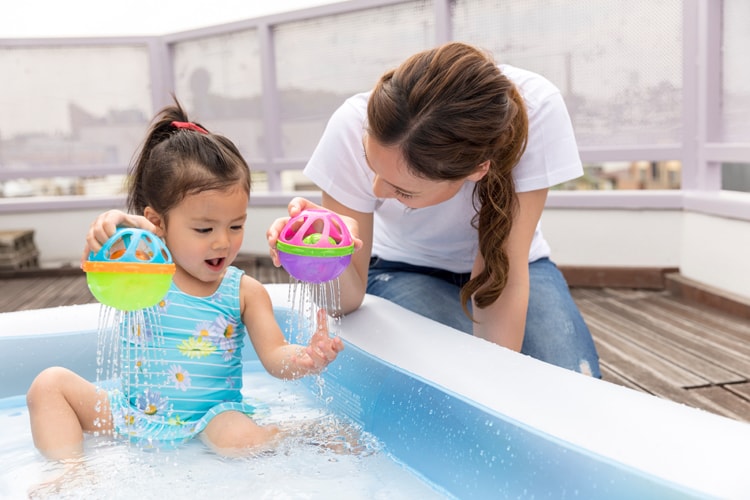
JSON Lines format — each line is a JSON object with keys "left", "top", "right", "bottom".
{"left": 2, "top": 257, "right": 749, "bottom": 424}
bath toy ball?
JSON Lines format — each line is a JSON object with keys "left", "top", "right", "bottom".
{"left": 276, "top": 209, "right": 355, "bottom": 283}
{"left": 82, "top": 227, "right": 175, "bottom": 311}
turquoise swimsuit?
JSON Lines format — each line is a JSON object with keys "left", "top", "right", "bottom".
{"left": 108, "top": 266, "right": 259, "bottom": 447}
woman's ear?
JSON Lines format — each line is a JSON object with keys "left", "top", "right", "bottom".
{"left": 467, "top": 160, "right": 491, "bottom": 182}
{"left": 143, "top": 207, "right": 166, "bottom": 237}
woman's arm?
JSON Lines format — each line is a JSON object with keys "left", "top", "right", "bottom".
{"left": 240, "top": 276, "right": 343, "bottom": 379}
{"left": 319, "top": 192, "right": 373, "bottom": 314}
{"left": 472, "top": 188, "right": 548, "bottom": 350}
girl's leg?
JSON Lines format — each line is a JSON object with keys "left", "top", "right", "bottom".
{"left": 522, "top": 258, "right": 602, "bottom": 377}
{"left": 201, "top": 411, "right": 280, "bottom": 457}
{"left": 26, "top": 366, "right": 112, "bottom": 460}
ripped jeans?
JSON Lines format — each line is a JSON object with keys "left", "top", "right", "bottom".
{"left": 366, "top": 257, "right": 601, "bottom": 377}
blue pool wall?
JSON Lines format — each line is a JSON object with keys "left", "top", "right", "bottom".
{"left": 2, "top": 285, "right": 750, "bottom": 498}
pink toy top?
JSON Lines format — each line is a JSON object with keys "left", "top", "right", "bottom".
{"left": 278, "top": 209, "right": 353, "bottom": 248}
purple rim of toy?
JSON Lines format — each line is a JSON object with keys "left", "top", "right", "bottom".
{"left": 278, "top": 252, "right": 352, "bottom": 283}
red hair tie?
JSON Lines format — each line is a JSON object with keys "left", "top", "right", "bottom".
{"left": 171, "top": 121, "right": 208, "bottom": 134}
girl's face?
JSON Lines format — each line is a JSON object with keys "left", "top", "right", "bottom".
{"left": 150, "top": 184, "right": 248, "bottom": 294}
{"left": 362, "top": 134, "right": 485, "bottom": 209}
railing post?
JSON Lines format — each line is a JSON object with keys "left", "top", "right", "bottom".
{"left": 258, "top": 22, "right": 284, "bottom": 192}
{"left": 682, "top": 0, "right": 723, "bottom": 191}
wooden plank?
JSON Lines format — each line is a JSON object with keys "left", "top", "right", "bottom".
{"left": 586, "top": 313, "right": 710, "bottom": 391}
{"left": 580, "top": 298, "right": 743, "bottom": 386}
{"left": 560, "top": 266, "right": 678, "bottom": 289}
{"left": 591, "top": 331, "right": 742, "bottom": 419}
{"left": 2, "top": 277, "right": 58, "bottom": 312}
{"left": 649, "top": 295, "right": 750, "bottom": 348}
{"left": 587, "top": 296, "right": 749, "bottom": 379}
{"left": 725, "top": 382, "right": 750, "bottom": 402}
{"left": 666, "top": 272, "right": 750, "bottom": 320}
{"left": 625, "top": 297, "right": 750, "bottom": 374}
{"left": 599, "top": 364, "right": 647, "bottom": 392}
{"left": 687, "top": 385, "right": 750, "bottom": 423}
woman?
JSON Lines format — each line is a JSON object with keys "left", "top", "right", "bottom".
{"left": 268, "top": 42, "right": 600, "bottom": 377}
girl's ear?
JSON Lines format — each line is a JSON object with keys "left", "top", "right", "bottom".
{"left": 143, "top": 207, "right": 166, "bottom": 237}
{"left": 467, "top": 160, "right": 491, "bottom": 182}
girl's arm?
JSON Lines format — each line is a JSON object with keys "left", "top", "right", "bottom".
{"left": 472, "top": 188, "right": 548, "bottom": 350}
{"left": 240, "top": 275, "right": 343, "bottom": 379}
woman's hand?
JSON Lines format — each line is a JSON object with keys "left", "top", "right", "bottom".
{"left": 291, "top": 309, "right": 344, "bottom": 372}
{"left": 266, "top": 197, "right": 363, "bottom": 267}
{"left": 81, "top": 210, "right": 158, "bottom": 267}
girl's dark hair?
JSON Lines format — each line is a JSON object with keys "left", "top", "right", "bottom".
{"left": 127, "top": 98, "right": 251, "bottom": 218}
{"left": 367, "top": 42, "right": 529, "bottom": 318}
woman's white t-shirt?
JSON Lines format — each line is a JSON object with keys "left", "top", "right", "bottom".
{"left": 303, "top": 64, "right": 582, "bottom": 274}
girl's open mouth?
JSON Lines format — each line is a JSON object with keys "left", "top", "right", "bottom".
{"left": 205, "top": 257, "right": 225, "bottom": 270}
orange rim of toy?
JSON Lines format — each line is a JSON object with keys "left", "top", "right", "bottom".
{"left": 82, "top": 261, "right": 175, "bottom": 274}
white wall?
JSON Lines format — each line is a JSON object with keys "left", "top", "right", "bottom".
{"left": 680, "top": 212, "right": 750, "bottom": 300}
{"left": 3, "top": 205, "right": 749, "bottom": 302}
{"left": 541, "top": 209, "right": 682, "bottom": 268}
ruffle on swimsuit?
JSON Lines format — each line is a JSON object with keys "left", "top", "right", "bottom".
{"left": 108, "top": 389, "right": 260, "bottom": 448}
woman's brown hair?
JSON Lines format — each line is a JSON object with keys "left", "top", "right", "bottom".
{"left": 367, "top": 42, "right": 529, "bottom": 318}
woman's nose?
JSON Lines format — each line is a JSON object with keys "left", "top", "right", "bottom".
{"left": 372, "top": 175, "right": 389, "bottom": 198}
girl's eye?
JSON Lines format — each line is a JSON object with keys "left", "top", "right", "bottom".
{"left": 195, "top": 228, "right": 212, "bottom": 234}
{"left": 231, "top": 225, "right": 244, "bottom": 231}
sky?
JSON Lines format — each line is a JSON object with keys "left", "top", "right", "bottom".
{"left": 1, "top": 0, "right": 344, "bottom": 38}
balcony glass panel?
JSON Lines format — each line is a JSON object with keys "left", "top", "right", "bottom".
{"left": 452, "top": 0, "right": 683, "bottom": 191}
{"left": 453, "top": 0, "right": 682, "bottom": 149}
{"left": 722, "top": 0, "right": 750, "bottom": 143}
{"left": 172, "top": 29, "right": 264, "bottom": 163}
{"left": 0, "top": 44, "right": 151, "bottom": 194}
{"left": 273, "top": 0, "right": 435, "bottom": 159}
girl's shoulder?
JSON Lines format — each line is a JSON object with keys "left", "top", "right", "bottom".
{"left": 237, "top": 270, "right": 269, "bottom": 300}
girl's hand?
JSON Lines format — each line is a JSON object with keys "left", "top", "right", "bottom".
{"left": 291, "top": 309, "right": 344, "bottom": 372}
{"left": 80, "top": 210, "right": 158, "bottom": 267}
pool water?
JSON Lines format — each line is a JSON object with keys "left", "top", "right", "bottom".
{"left": 0, "top": 368, "right": 447, "bottom": 499}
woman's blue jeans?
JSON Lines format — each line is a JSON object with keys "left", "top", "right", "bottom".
{"left": 366, "top": 257, "right": 601, "bottom": 377}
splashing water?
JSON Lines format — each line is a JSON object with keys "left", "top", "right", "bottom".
{"left": 2, "top": 370, "right": 444, "bottom": 499}
{"left": 285, "top": 276, "right": 343, "bottom": 343}
{"left": 95, "top": 306, "right": 165, "bottom": 384}
{"left": 284, "top": 277, "right": 344, "bottom": 403}
{"left": 93, "top": 305, "right": 166, "bottom": 440}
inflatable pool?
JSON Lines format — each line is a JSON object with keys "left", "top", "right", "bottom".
{"left": 2, "top": 283, "right": 750, "bottom": 498}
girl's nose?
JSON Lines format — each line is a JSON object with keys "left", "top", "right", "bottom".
{"left": 211, "top": 231, "right": 230, "bottom": 250}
